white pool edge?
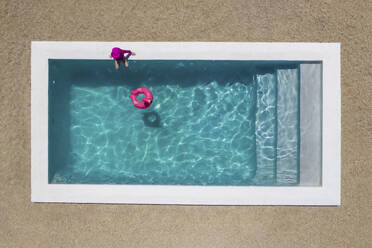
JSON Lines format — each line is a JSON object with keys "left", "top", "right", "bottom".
{"left": 31, "top": 42, "right": 341, "bottom": 205}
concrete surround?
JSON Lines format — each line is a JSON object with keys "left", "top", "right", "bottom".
{"left": 31, "top": 42, "right": 340, "bottom": 205}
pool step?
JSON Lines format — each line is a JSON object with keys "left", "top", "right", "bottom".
{"left": 275, "top": 67, "right": 300, "bottom": 185}
{"left": 253, "top": 72, "right": 277, "bottom": 185}
{"left": 253, "top": 67, "right": 300, "bottom": 185}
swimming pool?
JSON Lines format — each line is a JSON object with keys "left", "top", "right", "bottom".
{"left": 32, "top": 42, "right": 340, "bottom": 205}
{"left": 49, "top": 59, "right": 302, "bottom": 186}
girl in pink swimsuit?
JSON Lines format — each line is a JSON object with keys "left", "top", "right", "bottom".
{"left": 110, "top": 47, "right": 136, "bottom": 69}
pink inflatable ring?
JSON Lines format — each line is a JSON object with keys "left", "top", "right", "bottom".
{"left": 129, "top": 88, "right": 153, "bottom": 109}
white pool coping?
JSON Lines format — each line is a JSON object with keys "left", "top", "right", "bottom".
{"left": 31, "top": 42, "right": 341, "bottom": 205}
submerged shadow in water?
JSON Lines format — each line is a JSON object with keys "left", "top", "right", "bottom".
{"left": 142, "top": 111, "right": 161, "bottom": 128}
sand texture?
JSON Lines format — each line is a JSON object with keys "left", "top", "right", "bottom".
{"left": 0, "top": 0, "right": 371, "bottom": 247}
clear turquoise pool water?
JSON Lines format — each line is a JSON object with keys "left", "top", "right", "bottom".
{"left": 49, "top": 60, "right": 300, "bottom": 185}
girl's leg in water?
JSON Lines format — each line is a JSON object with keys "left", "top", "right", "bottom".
{"left": 123, "top": 52, "right": 133, "bottom": 67}
{"left": 124, "top": 58, "right": 129, "bottom": 67}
